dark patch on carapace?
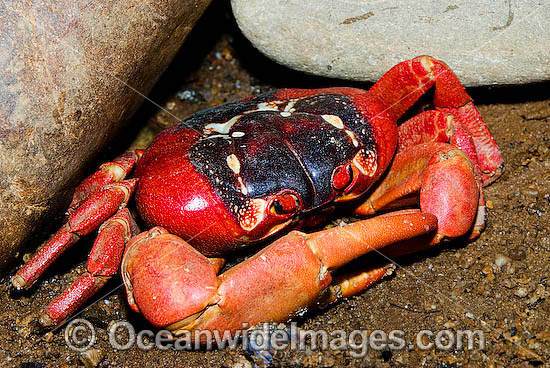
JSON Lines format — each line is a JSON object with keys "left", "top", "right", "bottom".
{"left": 184, "top": 91, "right": 376, "bottom": 226}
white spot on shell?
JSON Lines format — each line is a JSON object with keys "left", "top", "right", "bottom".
{"left": 345, "top": 129, "right": 359, "bottom": 147}
{"left": 204, "top": 115, "right": 242, "bottom": 135}
{"left": 226, "top": 154, "right": 241, "bottom": 174}
{"left": 232, "top": 131, "right": 245, "bottom": 137}
{"left": 205, "top": 134, "right": 231, "bottom": 140}
{"left": 239, "top": 198, "right": 267, "bottom": 231}
{"left": 256, "top": 101, "right": 282, "bottom": 111}
{"left": 238, "top": 176, "right": 248, "bottom": 195}
{"left": 283, "top": 100, "right": 297, "bottom": 112}
{"left": 352, "top": 149, "right": 378, "bottom": 177}
{"left": 321, "top": 114, "right": 344, "bottom": 129}
{"left": 204, "top": 99, "right": 300, "bottom": 136}
{"left": 280, "top": 111, "right": 291, "bottom": 117}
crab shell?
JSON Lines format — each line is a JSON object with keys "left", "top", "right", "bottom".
{"left": 133, "top": 88, "right": 397, "bottom": 256}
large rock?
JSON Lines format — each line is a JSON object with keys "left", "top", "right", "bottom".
{"left": 0, "top": 0, "right": 211, "bottom": 272}
{"left": 232, "top": 0, "right": 550, "bottom": 86}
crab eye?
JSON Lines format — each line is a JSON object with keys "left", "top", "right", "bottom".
{"left": 269, "top": 193, "right": 299, "bottom": 215}
{"left": 271, "top": 200, "right": 284, "bottom": 214}
{"left": 331, "top": 164, "right": 353, "bottom": 191}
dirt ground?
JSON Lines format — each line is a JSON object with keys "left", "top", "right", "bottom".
{"left": 2, "top": 2, "right": 549, "bottom": 367}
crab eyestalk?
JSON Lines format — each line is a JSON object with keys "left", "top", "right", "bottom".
{"left": 121, "top": 211, "right": 437, "bottom": 343}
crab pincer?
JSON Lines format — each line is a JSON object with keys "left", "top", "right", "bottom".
{"left": 121, "top": 211, "right": 437, "bottom": 342}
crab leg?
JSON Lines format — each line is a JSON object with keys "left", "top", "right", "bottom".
{"left": 356, "top": 142, "right": 480, "bottom": 245}
{"left": 70, "top": 150, "right": 142, "bottom": 210}
{"left": 397, "top": 111, "right": 479, "bottom": 171}
{"left": 12, "top": 151, "right": 142, "bottom": 290}
{"left": 12, "top": 180, "right": 137, "bottom": 290}
{"left": 120, "top": 211, "right": 437, "bottom": 341}
{"left": 325, "top": 267, "right": 388, "bottom": 303}
{"left": 369, "top": 55, "right": 503, "bottom": 185}
{"left": 39, "top": 209, "right": 138, "bottom": 328}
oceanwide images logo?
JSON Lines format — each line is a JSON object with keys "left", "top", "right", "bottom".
{"left": 64, "top": 318, "right": 486, "bottom": 358}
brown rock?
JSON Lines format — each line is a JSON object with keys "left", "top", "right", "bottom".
{"left": 0, "top": 0, "right": 211, "bottom": 272}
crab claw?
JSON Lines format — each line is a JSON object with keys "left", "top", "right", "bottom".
{"left": 356, "top": 142, "right": 480, "bottom": 247}
{"left": 121, "top": 212, "right": 437, "bottom": 342}
{"left": 121, "top": 227, "right": 219, "bottom": 328}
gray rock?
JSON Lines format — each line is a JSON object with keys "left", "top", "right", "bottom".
{"left": 0, "top": 0, "right": 211, "bottom": 272}
{"left": 232, "top": 0, "right": 550, "bottom": 86}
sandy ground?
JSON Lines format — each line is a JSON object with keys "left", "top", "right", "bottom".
{"left": 2, "top": 3, "right": 549, "bottom": 367}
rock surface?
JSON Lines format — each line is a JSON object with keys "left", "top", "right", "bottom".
{"left": 232, "top": 0, "right": 550, "bottom": 86}
{"left": 0, "top": 0, "right": 211, "bottom": 272}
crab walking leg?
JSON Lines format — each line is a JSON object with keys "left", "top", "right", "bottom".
{"left": 70, "top": 150, "right": 143, "bottom": 210}
{"left": 120, "top": 211, "right": 437, "bottom": 341}
{"left": 398, "top": 111, "right": 481, "bottom": 174}
{"left": 437, "top": 104, "right": 502, "bottom": 186}
{"left": 40, "top": 209, "right": 138, "bottom": 328}
{"left": 12, "top": 180, "right": 137, "bottom": 290}
{"left": 356, "top": 142, "right": 480, "bottom": 244}
{"left": 321, "top": 267, "right": 389, "bottom": 306}
{"left": 369, "top": 55, "right": 503, "bottom": 185}
{"left": 12, "top": 150, "right": 142, "bottom": 290}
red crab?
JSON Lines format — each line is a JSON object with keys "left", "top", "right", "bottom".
{"left": 13, "top": 56, "right": 502, "bottom": 341}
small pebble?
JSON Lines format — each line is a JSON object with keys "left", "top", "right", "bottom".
{"left": 220, "top": 48, "right": 233, "bottom": 61}
{"left": 16, "top": 314, "right": 37, "bottom": 338}
{"left": 509, "top": 248, "right": 526, "bottom": 261}
{"left": 521, "top": 188, "right": 539, "bottom": 197}
{"left": 443, "top": 321, "right": 456, "bottom": 329}
{"left": 43, "top": 332, "right": 54, "bottom": 342}
{"left": 515, "top": 287, "right": 528, "bottom": 298}
{"left": 224, "top": 355, "right": 253, "bottom": 368}
{"left": 80, "top": 348, "right": 104, "bottom": 368}
{"left": 459, "top": 257, "right": 474, "bottom": 269}
{"left": 528, "top": 340, "right": 541, "bottom": 350}
{"left": 23, "top": 253, "right": 32, "bottom": 262}
{"left": 486, "top": 200, "right": 494, "bottom": 209}
{"left": 495, "top": 254, "right": 512, "bottom": 267}
{"left": 538, "top": 144, "right": 549, "bottom": 155}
